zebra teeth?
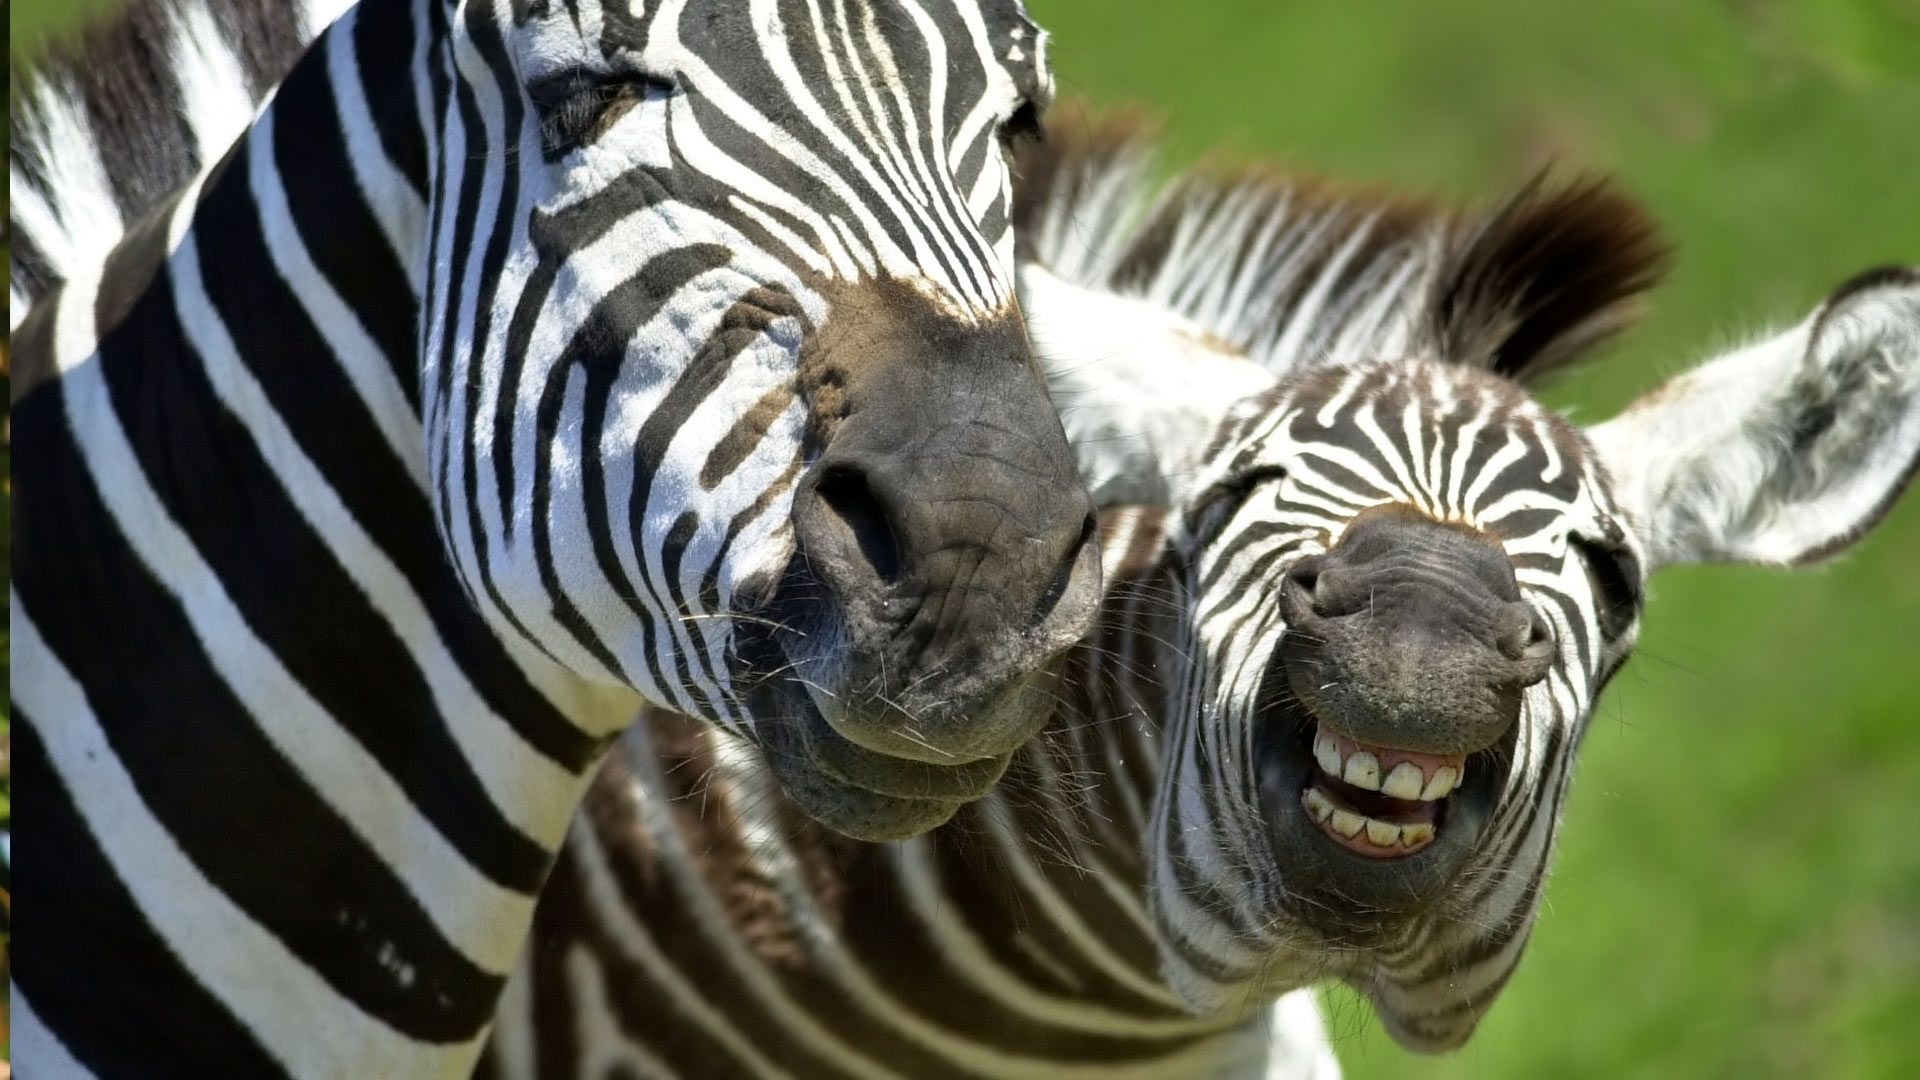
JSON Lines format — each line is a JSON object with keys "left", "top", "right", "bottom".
{"left": 1381, "top": 762, "right": 1425, "bottom": 800}
{"left": 1300, "top": 784, "right": 1440, "bottom": 857}
{"left": 1302, "top": 786, "right": 1336, "bottom": 823}
{"left": 1421, "top": 766, "right": 1461, "bottom": 801}
{"left": 1341, "top": 751, "right": 1382, "bottom": 791}
{"left": 1364, "top": 818, "right": 1401, "bottom": 847}
{"left": 1313, "top": 730, "right": 1344, "bottom": 776}
{"left": 1328, "top": 807, "right": 1367, "bottom": 840}
{"left": 1310, "top": 725, "right": 1465, "bottom": 803}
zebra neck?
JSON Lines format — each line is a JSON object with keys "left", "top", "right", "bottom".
{"left": 13, "top": 0, "right": 648, "bottom": 1068}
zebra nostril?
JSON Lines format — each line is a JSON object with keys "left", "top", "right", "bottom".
{"left": 1496, "top": 603, "right": 1556, "bottom": 684}
{"left": 1279, "top": 557, "right": 1327, "bottom": 625}
{"left": 808, "top": 464, "right": 904, "bottom": 585}
{"left": 1032, "top": 513, "right": 1097, "bottom": 624}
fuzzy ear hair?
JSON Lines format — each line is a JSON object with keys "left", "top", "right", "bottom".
{"left": 1430, "top": 175, "right": 1670, "bottom": 383}
{"left": 1587, "top": 267, "right": 1920, "bottom": 570}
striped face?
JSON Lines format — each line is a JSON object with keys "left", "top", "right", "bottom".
{"left": 425, "top": 0, "right": 1100, "bottom": 838}
{"left": 1150, "top": 362, "right": 1644, "bottom": 1049}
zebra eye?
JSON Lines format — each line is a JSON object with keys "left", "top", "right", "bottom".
{"left": 1571, "top": 534, "right": 1643, "bottom": 639}
{"left": 998, "top": 100, "right": 1044, "bottom": 146}
{"left": 528, "top": 70, "right": 672, "bottom": 152}
{"left": 1187, "top": 465, "right": 1289, "bottom": 544}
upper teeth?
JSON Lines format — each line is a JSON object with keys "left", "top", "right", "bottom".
{"left": 1382, "top": 762, "right": 1424, "bottom": 799}
{"left": 1312, "top": 729, "right": 1461, "bottom": 801}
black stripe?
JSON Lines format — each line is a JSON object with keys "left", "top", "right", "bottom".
{"left": 93, "top": 193, "right": 185, "bottom": 344}
{"left": 837, "top": 832, "right": 1207, "bottom": 1065}
{"left": 442, "top": 39, "right": 506, "bottom": 627}
{"left": 526, "top": 244, "right": 735, "bottom": 690}
{"left": 206, "top": 0, "right": 314, "bottom": 101}
{"left": 12, "top": 716, "right": 291, "bottom": 1079}
{"left": 7, "top": 217, "right": 60, "bottom": 310}
{"left": 572, "top": 740, "right": 863, "bottom": 1080}
{"left": 608, "top": 276, "right": 786, "bottom": 710}
{"left": 188, "top": 136, "right": 585, "bottom": 873}
{"left": 9, "top": 284, "right": 60, "bottom": 407}
{"left": 11, "top": 372, "right": 502, "bottom": 1041}
{"left": 71, "top": 0, "right": 198, "bottom": 221}
{"left": 351, "top": 0, "right": 430, "bottom": 198}
{"left": 273, "top": 42, "right": 422, "bottom": 408}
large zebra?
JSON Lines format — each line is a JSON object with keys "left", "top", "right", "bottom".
{"left": 489, "top": 121, "right": 1920, "bottom": 1076}
{"left": 9, "top": 0, "right": 1113, "bottom": 1073}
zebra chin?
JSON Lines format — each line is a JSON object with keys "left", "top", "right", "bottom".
{"left": 744, "top": 675, "right": 1021, "bottom": 841}
{"left": 730, "top": 563, "right": 1085, "bottom": 839}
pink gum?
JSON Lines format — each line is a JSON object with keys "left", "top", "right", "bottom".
{"left": 1321, "top": 727, "right": 1465, "bottom": 781}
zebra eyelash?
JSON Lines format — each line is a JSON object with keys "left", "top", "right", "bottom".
{"left": 1187, "top": 465, "right": 1291, "bottom": 543}
{"left": 1569, "top": 533, "right": 1643, "bottom": 640}
{"left": 998, "top": 100, "right": 1045, "bottom": 146}
{"left": 527, "top": 69, "right": 672, "bottom": 152}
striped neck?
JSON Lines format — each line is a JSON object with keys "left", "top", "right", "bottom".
{"left": 13, "top": 2, "right": 644, "bottom": 1073}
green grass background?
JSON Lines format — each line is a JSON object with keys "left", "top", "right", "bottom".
{"left": 10, "top": 0, "right": 1920, "bottom": 1075}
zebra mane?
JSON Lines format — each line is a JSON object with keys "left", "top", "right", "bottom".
{"left": 8, "top": 0, "right": 336, "bottom": 325}
{"left": 1012, "top": 111, "right": 1669, "bottom": 386}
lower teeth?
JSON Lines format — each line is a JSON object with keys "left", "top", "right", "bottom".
{"left": 1302, "top": 785, "right": 1436, "bottom": 852}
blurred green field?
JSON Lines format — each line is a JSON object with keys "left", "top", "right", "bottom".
{"left": 10, "top": 0, "right": 1920, "bottom": 1076}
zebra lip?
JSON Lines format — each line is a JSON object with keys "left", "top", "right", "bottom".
{"left": 788, "top": 684, "right": 1009, "bottom": 801}
{"left": 750, "top": 681, "right": 976, "bottom": 842}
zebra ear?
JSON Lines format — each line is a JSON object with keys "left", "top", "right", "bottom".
{"left": 1586, "top": 267, "right": 1920, "bottom": 570}
{"left": 1019, "top": 262, "right": 1274, "bottom": 506}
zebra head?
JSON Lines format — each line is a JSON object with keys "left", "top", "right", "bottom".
{"left": 429, "top": 0, "right": 1099, "bottom": 839}
{"left": 1134, "top": 187, "right": 1920, "bottom": 1046}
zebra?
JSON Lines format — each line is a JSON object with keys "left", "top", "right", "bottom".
{"left": 8, "top": 0, "right": 1120, "bottom": 1073}
{"left": 487, "top": 118, "right": 1920, "bottom": 1076}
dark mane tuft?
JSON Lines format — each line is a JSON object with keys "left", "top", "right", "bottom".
{"left": 1432, "top": 174, "right": 1671, "bottom": 384}
{"left": 1013, "top": 106, "right": 1669, "bottom": 386}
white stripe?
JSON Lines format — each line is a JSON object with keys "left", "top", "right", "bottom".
{"left": 721, "top": 746, "right": 1205, "bottom": 1074}
{"left": 14, "top": 601, "right": 468, "bottom": 1078}
{"left": 10, "top": 986, "right": 97, "bottom": 1079}
{"left": 10, "top": 78, "right": 124, "bottom": 284}
{"left": 169, "top": 1, "right": 261, "bottom": 166}
{"left": 249, "top": 105, "right": 429, "bottom": 491}
{"left": 613, "top": 725, "right": 897, "bottom": 1080}
{"left": 299, "top": 0, "right": 358, "bottom": 43}
{"left": 891, "top": 838, "right": 1228, "bottom": 1036}
{"left": 327, "top": 6, "right": 429, "bottom": 277}
{"left": 55, "top": 252, "right": 531, "bottom": 974}
{"left": 568, "top": 818, "right": 797, "bottom": 1078}
{"left": 491, "top": 958, "right": 539, "bottom": 1080}
{"left": 568, "top": 947, "right": 684, "bottom": 1080}
{"left": 173, "top": 212, "right": 591, "bottom": 852}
